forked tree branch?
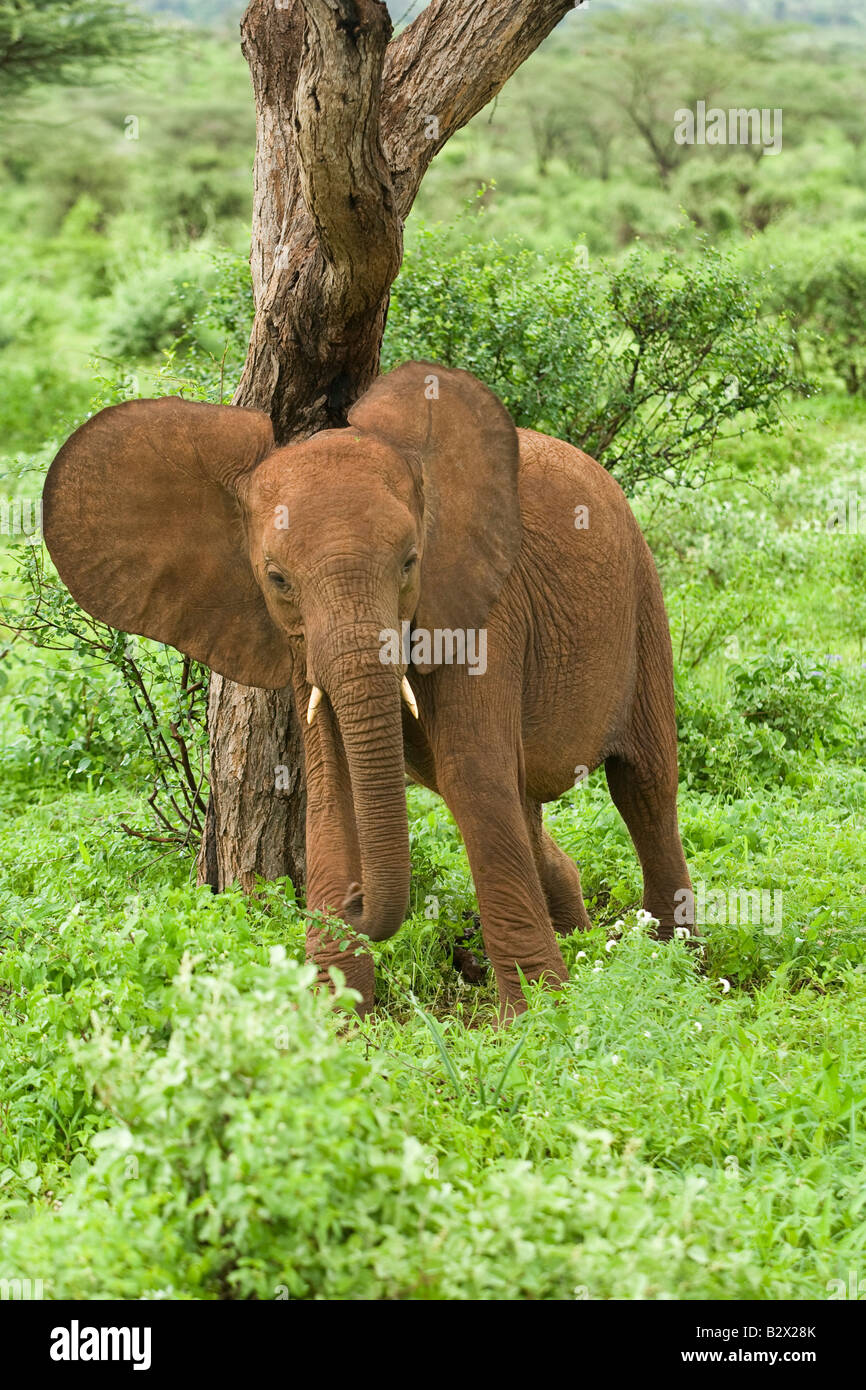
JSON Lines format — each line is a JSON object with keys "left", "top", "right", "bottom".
{"left": 288, "top": 0, "right": 577, "bottom": 306}
{"left": 235, "top": 0, "right": 576, "bottom": 435}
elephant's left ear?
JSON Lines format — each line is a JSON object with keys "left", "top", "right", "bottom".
{"left": 348, "top": 361, "right": 522, "bottom": 646}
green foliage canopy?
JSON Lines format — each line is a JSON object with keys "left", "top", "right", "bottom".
{"left": 384, "top": 230, "right": 796, "bottom": 492}
{"left": 0, "top": 0, "right": 157, "bottom": 99}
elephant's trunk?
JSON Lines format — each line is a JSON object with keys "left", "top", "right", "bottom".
{"left": 315, "top": 633, "right": 410, "bottom": 943}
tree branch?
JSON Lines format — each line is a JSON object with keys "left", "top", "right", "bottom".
{"left": 240, "top": 0, "right": 306, "bottom": 304}
{"left": 382, "top": 0, "right": 577, "bottom": 215}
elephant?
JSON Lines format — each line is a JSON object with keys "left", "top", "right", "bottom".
{"left": 43, "top": 361, "right": 692, "bottom": 1021}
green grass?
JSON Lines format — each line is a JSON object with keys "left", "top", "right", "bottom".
{"left": 0, "top": 743, "right": 864, "bottom": 1297}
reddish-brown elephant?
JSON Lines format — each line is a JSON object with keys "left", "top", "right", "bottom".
{"left": 43, "top": 362, "right": 692, "bottom": 1021}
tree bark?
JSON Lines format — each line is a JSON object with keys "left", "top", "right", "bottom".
{"left": 199, "top": 0, "right": 575, "bottom": 893}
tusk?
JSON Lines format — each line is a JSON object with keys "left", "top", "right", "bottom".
{"left": 306, "top": 686, "right": 323, "bottom": 725}
{"left": 401, "top": 675, "right": 419, "bottom": 720}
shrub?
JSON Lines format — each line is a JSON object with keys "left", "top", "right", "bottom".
{"left": 384, "top": 227, "right": 796, "bottom": 493}
{"left": 787, "top": 235, "right": 866, "bottom": 396}
{"left": 101, "top": 255, "right": 214, "bottom": 360}
{"left": 175, "top": 250, "right": 255, "bottom": 402}
{"left": 739, "top": 228, "right": 866, "bottom": 397}
{"left": 0, "top": 545, "right": 208, "bottom": 839}
{"left": 731, "top": 650, "right": 852, "bottom": 756}
{"left": 676, "top": 650, "right": 857, "bottom": 799}
{"left": 676, "top": 679, "right": 791, "bottom": 800}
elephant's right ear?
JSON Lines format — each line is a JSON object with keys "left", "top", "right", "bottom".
{"left": 43, "top": 397, "right": 293, "bottom": 689}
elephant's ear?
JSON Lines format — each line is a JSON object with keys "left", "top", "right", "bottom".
{"left": 348, "top": 362, "right": 522, "bottom": 653}
{"left": 43, "top": 397, "right": 293, "bottom": 689}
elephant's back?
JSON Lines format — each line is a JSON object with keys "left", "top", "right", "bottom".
{"left": 515, "top": 427, "right": 644, "bottom": 572}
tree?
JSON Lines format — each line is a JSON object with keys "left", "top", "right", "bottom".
{"left": 0, "top": 0, "right": 156, "bottom": 99}
{"left": 572, "top": 5, "right": 755, "bottom": 188}
{"left": 198, "top": 0, "right": 577, "bottom": 893}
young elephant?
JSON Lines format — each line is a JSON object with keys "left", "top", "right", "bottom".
{"left": 43, "top": 361, "right": 692, "bottom": 1020}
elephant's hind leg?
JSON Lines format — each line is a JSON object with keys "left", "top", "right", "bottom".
{"left": 604, "top": 609, "right": 692, "bottom": 939}
{"left": 525, "top": 800, "right": 593, "bottom": 935}
{"left": 604, "top": 752, "right": 691, "bottom": 940}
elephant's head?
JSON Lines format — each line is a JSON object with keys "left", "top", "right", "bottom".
{"left": 42, "top": 362, "right": 522, "bottom": 942}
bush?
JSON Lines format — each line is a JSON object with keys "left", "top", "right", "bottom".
{"left": 739, "top": 228, "right": 866, "bottom": 397}
{"left": 3, "top": 940, "right": 863, "bottom": 1299}
{"left": 171, "top": 231, "right": 796, "bottom": 494}
{"left": 101, "top": 255, "right": 214, "bottom": 360}
{"left": 676, "top": 679, "right": 791, "bottom": 800}
{"left": 384, "top": 227, "right": 796, "bottom": 493}
{"left": 0, "top": 545, "right": 208, "bottom": 839}
{"left": 174, "top": 250, "right": 255, "bottom": 402}
{"left": 731, "top": 649, "right": 852, "bottom": 755}
{"left": 787, "top": 234, "right": 866, "bottom": 396}
{"left": 676, "top": 650, "right": 857, "bottom": 799}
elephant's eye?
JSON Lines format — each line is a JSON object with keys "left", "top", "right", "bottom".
{"left": 401, "top": 550, "right": 418, "bottom": 579}
{"left": 267, "top": 568, "right": 288, "bottom": 588}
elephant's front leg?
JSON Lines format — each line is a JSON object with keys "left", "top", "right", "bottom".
{"left": 294, "top": 674, "right": 375, "bottom": 1014}
{"left": 438, "top": 749, "right": 569, "bottom": 1022}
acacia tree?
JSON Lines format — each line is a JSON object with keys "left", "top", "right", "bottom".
{"left": 198, "top": 0, "right": 577, "bottom": 893}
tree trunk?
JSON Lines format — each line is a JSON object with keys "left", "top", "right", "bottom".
{"left": 198, "top": 0, "right": 576, "bottom": 892}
